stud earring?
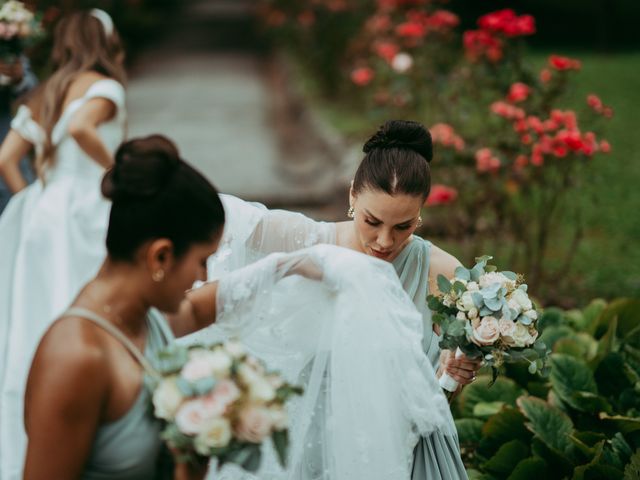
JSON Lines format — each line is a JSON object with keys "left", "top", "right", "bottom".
{"left": 347, "top": 206, "right": 355, "bottom": 219}
{"left": 152, "top": 270, "right": 165, "bottom": 282}
{"left": 417, "top": 216, "right": 423, "bottom": 227}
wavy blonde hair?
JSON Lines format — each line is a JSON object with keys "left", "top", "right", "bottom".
{"left": 32, "top": 10, "right": 126, "bottom": 178}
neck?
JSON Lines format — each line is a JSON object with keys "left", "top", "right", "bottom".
{"left": 77, "top": 259, "right": 150, "bottom": 335}
{"left": 335, "top": 221, "right": 366, "bottom": 254}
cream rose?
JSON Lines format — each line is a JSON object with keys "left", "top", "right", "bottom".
{"left": 498, "top": 318, "right": 517, "bottom": 346}
{"left": 456, "top": 291, "right": 476, "bottom": 312}
{"left": 471, "top": 316, "right": 500, "bottom": 346}
{"left": 511, "top": 322, "right": 533, "bottom": 347}
{"left": 479, "top": 272, "right": 510, "bottom": 289}
{"left": 194, "top": 418, "right": 232, "bottom": 454}
{"left": 466, "top": 281, "right": 480, "bottom": 292}
{"left": 524, "top": 309, "right": 538, "bottom": 321}
{"left": 212, "top": 379, "right": 241, "bottom": 407}
{"left": 249, "top": 378, "right": 276, "bottom": 403}
{"left": 235, "top": 406, "right": 273, "bottom": 443}
{"left": 224, "top": 340, "right": 246, "bottom": 359}
{"left": 468, "top": 308, "right": 479, "bottom": 320}
{"left": 152, "top": 376, "right": 184, "bottom": 420}
{"left": 181, "top": 357, "right": 214, "bottom": 383}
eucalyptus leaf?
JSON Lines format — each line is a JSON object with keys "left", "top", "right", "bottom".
{"left": 272, "top": 430, "right": 289, "bottom": 467}
{"left": 437, "top": 274, "right": 452, "bottom": 294}
{"left": 453, "top": 281, "right": 467, "bottom": 295}
{"left": 472, "top": 292, "right": 485, "bottom": 308}
{"left": 502, "top": 271, "right": 517, "bottom": 281}
{"left": 485, "top": 297, "right": 503, "bottom": 312}
{"left": 455, "top": 266, "right": 471, "bottom": 281}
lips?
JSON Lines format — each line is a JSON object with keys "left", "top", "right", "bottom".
{"left": 370, "top": 248, "right": 391, "bottom": 259}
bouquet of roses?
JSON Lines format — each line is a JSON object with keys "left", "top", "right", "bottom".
{"left": 148, "top": 340, "right": 302, "bottom": 473}
{"left": 427, "top": 255, "right": 549, "bottom": 395}
{"left": 0, "top": 1, "right": 42, "bottom": 63}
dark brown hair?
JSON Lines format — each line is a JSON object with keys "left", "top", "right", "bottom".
{"left": 102, "top": 135, "right": 225, "bottom": 261}
{"left": 353, "top": 120, "right": 432, "bottom": 199}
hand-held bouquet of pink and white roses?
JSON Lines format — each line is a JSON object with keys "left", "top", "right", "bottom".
{"left": 427, "top": 256, "right": 549, "bottom": 395}
{"left": 0, "top": 1, "right": 42, "bottom": 60}
{"left": 147, "top": 340, "right": 302, "bottom": 473}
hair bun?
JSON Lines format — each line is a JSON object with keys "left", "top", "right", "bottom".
{"left": 102, "top": 135, "right": 181, "bottom": 201}
{"left": 363, "top": 120, "right": 433, "bottom": 163}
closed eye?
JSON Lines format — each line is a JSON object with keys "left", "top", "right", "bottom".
{"left": 365, "top": 219, "right": 381, "bottom": 226}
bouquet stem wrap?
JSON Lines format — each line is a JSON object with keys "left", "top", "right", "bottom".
{"left": 438, "top": 347, "right": 464, "bottom": 393}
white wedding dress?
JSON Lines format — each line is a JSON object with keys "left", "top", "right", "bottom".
{"left": 184, "top": 196, "right": 461, "bottom": 479}
{"left": 0, "top": 78, "right": 126, "bottom": 480}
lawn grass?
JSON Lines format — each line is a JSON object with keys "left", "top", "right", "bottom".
{"left": 292, "top": 50, "right": 640, "bottom": 305}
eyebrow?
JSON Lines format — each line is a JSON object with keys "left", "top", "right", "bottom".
{"left": 364, "top": 209, "right": 415, "bottom": 226}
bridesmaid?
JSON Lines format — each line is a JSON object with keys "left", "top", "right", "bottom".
{"left": 210, "top": 120, "right": 480, "bottom": 479}
{"left": 23, "top": 135, "right": 225, "bottom": 479}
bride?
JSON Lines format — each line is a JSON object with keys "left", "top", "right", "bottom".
{"left": 195, "top": 120, "right": 475, "bottom": 479}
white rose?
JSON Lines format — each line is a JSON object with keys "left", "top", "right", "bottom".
{"left": 391, "top": 52, "right": 413, "bottom": 73}
{"left": 238, "top": 363, "right": 260, "bottom": 387}
{"left": 479, "top": 272, "right": 513, "bottom": 289}
{"left": 181, "top": 357, "right": 214, "bottom": 382}
{"left": 466, "top": 281, "right": 479, "bottom": 292}
{"left": 175, "top": 399, "right": 210, "bottom": 435}
{"left": 507, "top": 298, "right": 522, "bottom": 315}
{"left": 524, "top": 309, "right": 538, "bottom": 321}
{"left": 194, "top": 418, "right": 232, "bottom": 454}
{"left": 266, "top": 374, "right": 284, "bottom": 390}
{"left": 468, "top": 308, "right": 479, "bottom": 320}
{"left": 471, "top": 316, "right": 500, "bottom": 346}
{"left": 208, "top": 349, "right": 233, "bottom": 377}
{"left": 234, "top": 406, "right": 273, "bottom": 443}
{"left": 152, "top": 376, "right": 184, "bottom": 420}
{"left": 224, "top": 340, "right": 246, "bottom": 359}
{"left": 511, "top": 288, "right": 533, "bottom": 312}
{"left": 461, "top": 291, "right": 476, "bottom": 311}
{"left": 456, "top": 311, "right": 467, "bottom": 321}
{"left": 268, "top": 405, "right": 288, "bottom": 431}
{"left": 249, "top": 378, "right": 276, "bottom": 403}
{"left": 511, "top": 322, "right": 532, "bottom": 348}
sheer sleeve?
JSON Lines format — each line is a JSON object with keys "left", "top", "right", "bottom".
{"left": 208, "top": 195, "right": 336, "bottom": 280}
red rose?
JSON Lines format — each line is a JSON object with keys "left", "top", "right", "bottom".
{"left": 507, "top": 82, "right": 531, "bottom": 103}
{"left": 599, "top": 140, "right": 611, "bottom": 153}
{"left": 350, "top": 67, "right": 375, "bottom": 86}
{"left": 396, "top": 21, "right": 426, "bottom": 38}
{"left": 426, "top": 184, "right": 458, "bottom": 206}
{"left": 374, "top": 41, "right": 399, "bottom": 62}
{"left": 549, "top": 55, "right": 581, "bottom": 71}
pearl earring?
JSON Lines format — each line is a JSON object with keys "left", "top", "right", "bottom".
{"left": 347, "top": 206, "right": 355, "bottom": 219}
{"left": 417, "top": 216, "right": 423, "bottom": 227}
{"left": 152, "top": 270, "right": 165, "bottom": 282}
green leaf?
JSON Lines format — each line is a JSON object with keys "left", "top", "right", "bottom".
{"left": 624, "top": 448, "right": 640, "bottom": 480}
{"left": 455, "top": 418, "right": 484, "bottom": 445}
{"left": 537, "top": 307, "right": 566, "bottom": 333}
{"left": 427, "top": 295, "right": 442, "bottom": 311}
{"left": 272, "top": 430, "right": 289, "bottom": 467}
{"left": 572, "top": 440, "right": 625, "bottom": 480}
{"left": 437, "top": 274, "right": 452, "bottom": 294}
{"left": 569, "top": 391, "right": 613, "bottom": 415}
{"left": 458, "top": 375, "right": 525, "bottom": 417}
{"left": 447, "top": 319, "right": 466, "bottom": 337}
{"left": 479, "top": 407, "right": 531, "bottom": 456}
{"left": 541, "top": 326, "right": 576, "bottom": 350}
{"left": 502, "top": 271, "right": 517, "bottom": 281}
{"left": 549, "top": 354, "right": 598, "bottom": 412}
{"left": 225, "top": 444, "right": 262, "bottom": 473}
{"left": 598, "top": 414, "right": 640, "bottom": 434}
{"left": 483, "top": 439, "right": 529, "bottom": 475}
{"left": 517, "top": 396, "right": 573, "bottom": 454}
{"left": 595, "top": 298, "right": 640, "bottom": 344}
{"left": 473, "top": 401, "right": 505, "bottom": 418}
{"left": 466, "top": 469, "right": 497, "bottom": 480}
{"left": 454, "top": 266, "right": 470, "bottom": 281}
{"left": 582, "top": 298, "right": 608, "bottom": 335}
{"left": 453, "top": 281, "right": 466, "bottom": 295}
{"left": 507, "top": 456, "right": 548, "bottom": 480}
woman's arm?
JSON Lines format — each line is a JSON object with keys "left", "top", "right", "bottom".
{"left": 429, "top": 243, "right": 482, "bottom": 387}
{"left": 168, "top": 282, "right": 219, "bottom": 338}
{"left": 23, "top": 329, "right": 108, "bottom": 480}
{"left": 67, "top": 97, "right": 117, "bottom": 169}
{"left": 0, "top": 130, "right": 32, "bottom": 192}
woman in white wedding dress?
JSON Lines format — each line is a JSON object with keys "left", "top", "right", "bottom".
{"left": 0, "top": 10, "right": 126, "bottom": 479}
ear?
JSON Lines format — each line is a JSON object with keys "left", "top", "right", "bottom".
{"left": 349, "top": 182, "right": 356, "bottom": 208}
{"left": 145, "top": 238, "right": 175, "bottom": 275}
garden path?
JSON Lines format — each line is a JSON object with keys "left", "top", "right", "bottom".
{"left": 127, "top": 0, "right": 348, "bottom": 217}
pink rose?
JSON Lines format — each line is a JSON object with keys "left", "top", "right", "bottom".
{"left": 175, "top": 399, "right": 210, "bottom": 435}
{"left": 212, "top": 380, "right": 241, "bottom": 407}
{"left": 234, "top": 406, "right": 273, "bottom": 443}
{"left": 471, "top": 316, "right": 500, "bottom": 346}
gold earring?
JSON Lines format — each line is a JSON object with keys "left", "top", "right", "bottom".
{"left": 347, "top": 206, "right": 355, "bottom": 219}
{"left": 417, "top": 216, "right": 423, "bottom": 227}
{"left": 152, "top": 270, "right": 165, "bottom": 282}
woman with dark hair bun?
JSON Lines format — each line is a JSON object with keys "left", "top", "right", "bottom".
{"left": 198, "top": 120, "right": 476, "bottom": 479}
{"left": 22, "top": 134, "right": 227, "bottom": 479}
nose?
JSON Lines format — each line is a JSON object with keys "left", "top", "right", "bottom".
{"left": 377, "top": 229, "right": 394, "bottom": 250}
